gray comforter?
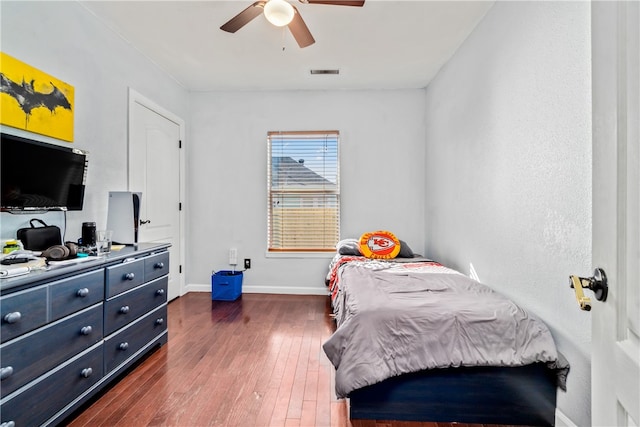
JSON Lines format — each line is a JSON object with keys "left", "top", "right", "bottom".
{"left": 323, "top": 260, "right": 569, "bottom": 398}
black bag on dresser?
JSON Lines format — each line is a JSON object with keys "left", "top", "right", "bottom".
{"left": 17, "top": 219, "right": 62, "bottom": 251}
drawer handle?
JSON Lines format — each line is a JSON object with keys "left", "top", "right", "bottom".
{"left": 119, "top": 342, "right": 129, "bottom": 351}
{"left": 81, "top": 367, "right": 93, "bottom": 378}
{"left": 119, "top": 305, "right": 130, "bottom": 314}
{"left": 155, "top": 318, "right": 164, "bottom": 325}
{"left": 80, "top": 326, "right": 93, "bottom": 335}
{"left": 156, "top": 289, "right": 165, "bottom": 296}
{"left": 1, "top": 421, "right": 16, "bottom": 427}
{"left": 0, "top": 366, "right": 14, "bottom": 380}
{"left": 124, "top": 272, "right": 135, "bottom": 281}
{"left": 76, "top": 288, "right": 90, "bottom": 297}
{"left": 154, "top": 262, "right": 165, "bottom": 269}
{"left": 3, "top": 312, "right": 21, "bottom": 324}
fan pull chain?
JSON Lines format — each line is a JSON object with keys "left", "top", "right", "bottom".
{"left": 282, "top": 27, "right": 286, "bottom": 51}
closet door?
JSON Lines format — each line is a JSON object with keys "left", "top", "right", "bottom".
{"left": 129, "top": 89, "right": 184, "bottom": 301}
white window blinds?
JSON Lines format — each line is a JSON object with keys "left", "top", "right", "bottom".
{"left": 267, "top": 131, "right": 340, "bottom": 252}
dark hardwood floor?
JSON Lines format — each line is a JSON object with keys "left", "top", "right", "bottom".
{"left": 65, "top": 293, "right": 520, "bottom": 427}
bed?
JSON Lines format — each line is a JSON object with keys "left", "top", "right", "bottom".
{"left": 322, "top": 237, "right": 569, "bottom": 426}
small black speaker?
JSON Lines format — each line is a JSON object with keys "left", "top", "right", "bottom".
{"left": 82, "top": 222, "right": 96, "bottom": 247}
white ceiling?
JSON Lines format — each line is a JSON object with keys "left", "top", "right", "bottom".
{"left": 79, "top": 0, "right": 494, "bottom": 91}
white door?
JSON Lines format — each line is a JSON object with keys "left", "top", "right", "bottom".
{"left": 129, "top": 89, "right": 185, "bottom": 301}
{"left": 591, "top": 2, "right": 639, "bottom": 426}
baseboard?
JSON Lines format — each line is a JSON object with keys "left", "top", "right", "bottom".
{"left": 185, "top": 283, "right": 329, "bottom": 296}
{"left": 555, "top": 409, "right": 577, "bottom": 427}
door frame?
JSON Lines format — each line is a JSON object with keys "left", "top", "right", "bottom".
{"left": 128, "top": 88, "right": 186, "bottom": 298}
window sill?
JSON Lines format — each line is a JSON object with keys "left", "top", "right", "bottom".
{"left": 265, "top": 251, "right": 334, "bottom": 259}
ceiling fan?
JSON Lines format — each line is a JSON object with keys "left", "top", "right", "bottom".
{"left": 220, "top": 0, "right": 365, "bottom": 48}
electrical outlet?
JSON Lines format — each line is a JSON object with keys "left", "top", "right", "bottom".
{"left": 244, "top": 258, "right": 251, "bottom": 269}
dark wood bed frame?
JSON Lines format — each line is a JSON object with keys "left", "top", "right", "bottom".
{"left": 348, "top": 362, "right": 557, "bottom": 426}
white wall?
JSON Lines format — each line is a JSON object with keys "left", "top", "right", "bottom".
{"left": 0, "top": 1, "right": 189, "bottom": 243}
{"left": 187, "top": 90, "right": 426, "bottom": 294}
{"left": 424, "top": 2, "right": 592, "bottom": 426}
{"left": 0, "top": 2, "right": 593, "bottom": 423}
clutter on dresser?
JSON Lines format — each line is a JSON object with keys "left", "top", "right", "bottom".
{"left": 81, "top": 221, "right": 97, "bottom": 248}
{"left": 0, "top": 250, "right": 47, "bottom": 277}
{"left": 2, "top": 240, "right": 20, "bottom": 254}
{"left": 16, "top": 219, "right": 62, "bottom": 251}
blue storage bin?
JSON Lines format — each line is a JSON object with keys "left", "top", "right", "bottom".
{"left": 212, "top": 270, "right": 243, "bottom": 301}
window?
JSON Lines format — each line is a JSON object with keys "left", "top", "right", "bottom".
{"left": 267, "top": 130, "right": 340, "bottom": 252}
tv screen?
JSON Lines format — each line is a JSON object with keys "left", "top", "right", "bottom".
{"left": 1, "top": 133, "right": 88, "bottom": 211}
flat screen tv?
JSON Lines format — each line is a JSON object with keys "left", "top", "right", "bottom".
{"left": 1, "top": 133, "right": 88, "bottom": 211}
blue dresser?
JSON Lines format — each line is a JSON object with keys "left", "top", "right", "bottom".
{"left": 0, "top": 243, "right": 170, "bottom": 427}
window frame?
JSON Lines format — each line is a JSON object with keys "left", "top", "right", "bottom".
{"left": 267, "top": 130, "right": 340, "bottom": 253}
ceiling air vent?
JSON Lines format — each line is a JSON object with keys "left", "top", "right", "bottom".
{"left": 310, "top": 69, "right": 340, "bottom": 75}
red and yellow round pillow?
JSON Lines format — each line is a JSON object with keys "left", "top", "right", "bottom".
{"left": 359, "top": 230, "right": 401, "bottom": 259}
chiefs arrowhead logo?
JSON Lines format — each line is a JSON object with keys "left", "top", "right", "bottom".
{"left": 359, "top": 230, "right": 400, "bottom": 259}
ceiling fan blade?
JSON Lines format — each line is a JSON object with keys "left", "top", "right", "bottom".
{"left": 220, "top": 1, "right": 266, "bottom": 33}
{"left": 288, "top": 6, "right": 315, "bottom": 48}
{"left": 300, "top": 0, "right": 365, "bottom": 6}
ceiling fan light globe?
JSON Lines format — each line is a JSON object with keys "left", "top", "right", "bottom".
{"left": 264, "top": 0, "right": 295, "bottom": 27}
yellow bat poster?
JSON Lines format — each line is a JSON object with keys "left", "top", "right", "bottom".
{"left": 0, "top": 52, "right": 74, "bottom": 142}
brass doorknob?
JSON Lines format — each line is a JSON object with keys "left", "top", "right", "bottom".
{"left": 569, "top": 268, "right": 608, "bottom": 311}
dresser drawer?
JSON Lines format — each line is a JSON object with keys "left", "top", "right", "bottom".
{"left": 0, "top": 285, "right": 47, "bottom": 344}
{"left": 1, "top": 303, "right": 103, "bottom": 397}
{"left": 144, "top": 251, "right": 169, "bottom": 282}
{"left": 104, "top": 304, "right": 167, "bottom": 372}
{"left": 0, "top": 343, "right": 103, "bottom": 427}
{"left": 104, "top": 276, "right": 168, "bottom": 336}
{"left": 50, "top": 269, "right": 104, "bottom": 321}
{"left": 105, "top": 259, "right": 145, "bottom": 298}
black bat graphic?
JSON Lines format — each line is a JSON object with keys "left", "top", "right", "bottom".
{"left": 0, "top": 72, "right": 72, "bottom": 127}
